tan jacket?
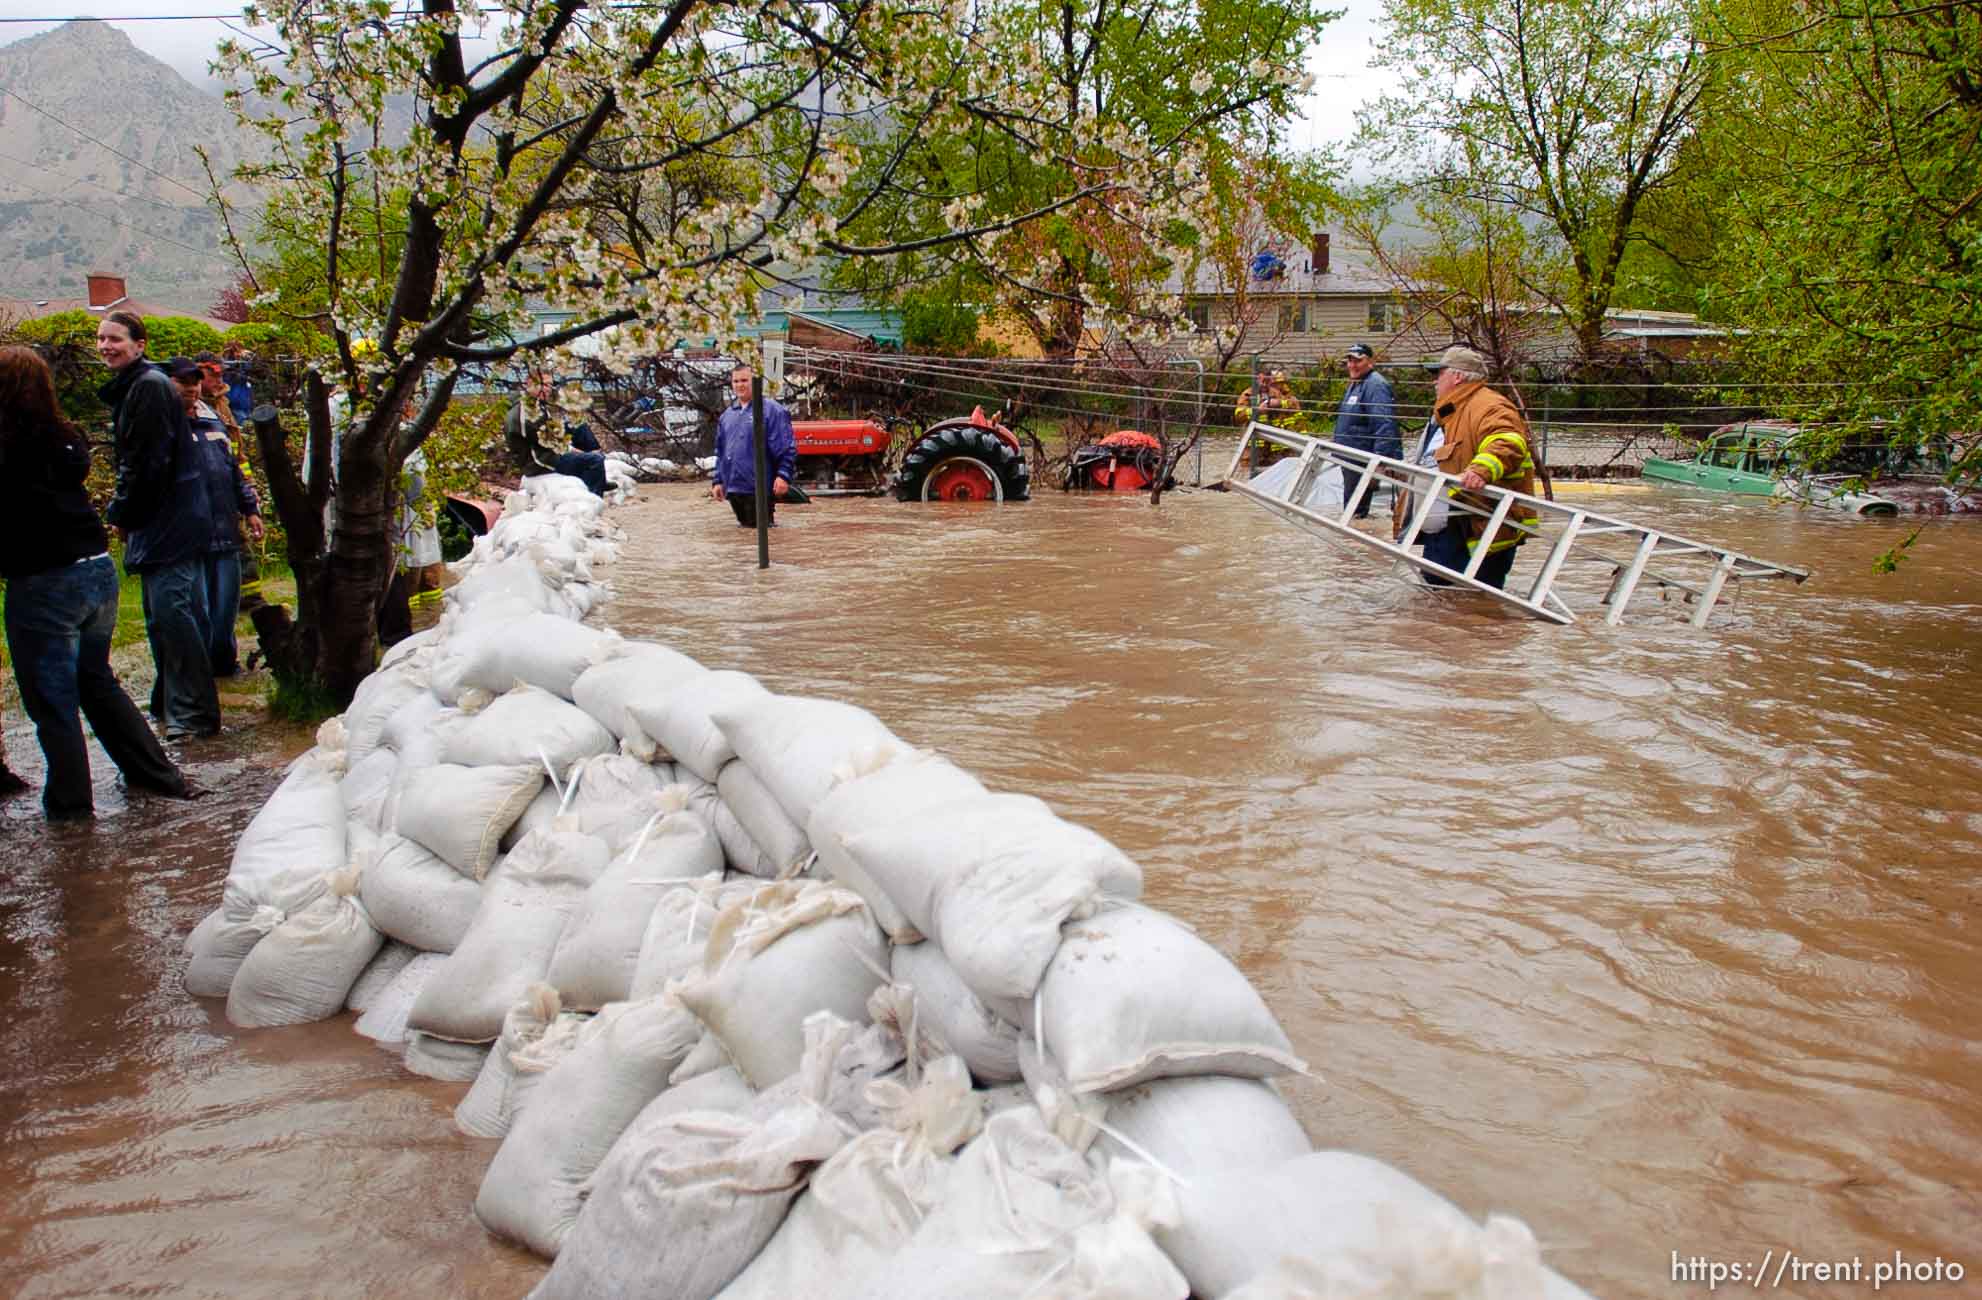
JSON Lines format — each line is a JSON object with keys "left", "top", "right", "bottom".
{"left": 1393, "top": 380, "right": 1538, "bottom": 551}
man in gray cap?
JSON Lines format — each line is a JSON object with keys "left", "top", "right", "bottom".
{"left": 1391, "top": 344, "right": 1539, "bottom": 591}
{"left": 1332, "top": 343, "right": 1398, "bottom": 518}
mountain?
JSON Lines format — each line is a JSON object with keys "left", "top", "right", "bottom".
{"left": 0, "top": 20, "right": 254, "bottom": 312}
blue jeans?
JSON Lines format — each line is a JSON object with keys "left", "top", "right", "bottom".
{"left": 1422, "top": 527, "right": 1519, "bottom": 591}
{"left": 205, "top": 549, "right": 242, "bottom": 675}
{"left": 5, "top": 556, "right": 186, "bottom": 817}
{"left": 138, "top": 558, "right": 220, "bottom": 737}
{"left": 553, "top": 450, "right": 609, "bottom": 497}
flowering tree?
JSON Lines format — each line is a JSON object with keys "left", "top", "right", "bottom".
{"left": 217, "top": 0, "right": 1278, "bottom": 702}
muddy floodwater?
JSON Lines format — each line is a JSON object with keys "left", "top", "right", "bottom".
{"left": 4, "top": 461, "right": 1980, "bottom": 1299}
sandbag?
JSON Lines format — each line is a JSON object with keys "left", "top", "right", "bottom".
{"left": 343, "top": 662, "right": 431, "bottom": 765}
{"left": 684, "top": 778, "right": 779, "bottom": 877}
{"left": 807, "top": 749, "right": 986, "bottom": 942}
{"left": 223, "top": 751, "right": 347, "bottom": 917}
{"left": 859, "top": 1105, "right": 1182, "bottom": 1300}
{"left": 545, "top": 797, "right": 725, "bottom": 1010}
{"left": 627, "top": 876, "right": 756, "bottom": 1002}
{"left": 359, "top": 833, "right": 485, "bottom": 953}
{"left": 444, "top": 683, "right": 616, "bottom": 772}
{"left": 709, "top": 694, "right": 902, "bottom": 829}
{"left": 227, "top": 868, "right": 384, "bottom": 1028}
{"left": 715, "top": 1055, "right": 983, "bottom": 1300}
{"left": 838, "top": 792, "right": 1143, "bottom": 1001}
{"left": 354, "top": 951, "right": 449, "bottom": 1044}
{"left": 888, "top": 941, "right": 1022, "bottom": 1084}
{"left": 529, "top": 1051, "right": 851, "bottom": 1299}
{"left": 1155, "top": 1150, "right": 1585, "bottom": 1300}
{"left": 395, "top": 762, "right": 544, "bottom": 880}
{"left": 183, "top": 903, "right": 285, "bottom": 999}
{"left": 716, "top": 761, "right": 810, "bottom": 877}
{"left": 570, "top": 643, "right": 708, "bottom": 756}
{"left": 674, "top": 881, "right": 889, "bottom": 1088}
{"left": 406, "top": 830, "right": 602, "bottom": 1043}
{"left": 380, "top": 692, "right": 454, "bottom": 775}
{"left": 475, "top": 997, "right": 704, "bottom": 1257}
{"left": 504, "top": 754, "right": 675, "bottom": 855}
{"left": 453, "top": 610, "right": 623, "bottom": 699}
{"left": 344, "top": 940, "right": 418, "bottom": 1014}
{"left": 458, "top": 985, "right": 568, "bottom": 1140}
{"left": 339, "top": 746, "right": 400, "bottom": 833}
{"left": 404, "top": 1031, "right": 492, "bottom": 1081}
{"left": 625, "top": 669, "right": 769, "bottom": 782}
{"left": 1027, "top": 904, "right": 1305, "bottom": 1093}
{"left": 1092, "top": 1075, "right": 1312, "bottom": 1180}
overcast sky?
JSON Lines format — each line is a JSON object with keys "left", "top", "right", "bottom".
{"left": 0, "top": 0, "right": 1390, "bottom": 155}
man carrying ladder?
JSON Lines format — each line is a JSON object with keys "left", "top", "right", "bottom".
{"left": 1394, "top": 345, "right": 1538, "bottom": 592}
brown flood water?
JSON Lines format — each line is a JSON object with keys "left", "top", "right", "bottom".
{"left": 4, "top": 459, "right": 1980, "bottom": 1298}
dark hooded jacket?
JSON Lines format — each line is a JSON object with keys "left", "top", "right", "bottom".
{"left": 99, "top": 360, "right": 213, "bottom": 572}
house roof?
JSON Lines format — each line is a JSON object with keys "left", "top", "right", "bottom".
{"left": 1171, "top": 234, "right": 1397, "bottom": 298}
{"left": 0, "top": 294, "right": 234, "bottom": 330}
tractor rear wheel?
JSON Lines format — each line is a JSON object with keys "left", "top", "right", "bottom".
{"left": 894, "top": 426, "right": 1031, "bottom": 502}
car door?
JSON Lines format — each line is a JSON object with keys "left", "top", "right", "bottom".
{"left": 1728, "top": 433, "right": 1782, "bottom": 495}
{"left": 1696, "top": 432, "right": 1744, "bottom": 491}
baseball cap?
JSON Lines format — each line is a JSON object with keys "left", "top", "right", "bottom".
{"left": 1344, "top": 343, "right": 1373, "bottom": 359}
{"left": 1424, "top": 344, "right": 1489, "bottom": 373}
{"left": 165, "top": 356, "right": 202, "bottom": 382}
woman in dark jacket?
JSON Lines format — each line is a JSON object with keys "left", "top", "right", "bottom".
{"left": 0, "top": 345, "right": 194, "bottom": 819}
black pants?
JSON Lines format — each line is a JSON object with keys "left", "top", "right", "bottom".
{"left": 727, "top": 494, "right": 775, "bottom": 528}
{"left": 1422, "top": 528, "right": 1519, "bottom": 591}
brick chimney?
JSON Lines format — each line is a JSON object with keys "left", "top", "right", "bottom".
{"left": 86, "top": 272, "right": 127, "bottom": 308}
{"left": 1310, "top": 232, "right": 1331, "bottom": 275}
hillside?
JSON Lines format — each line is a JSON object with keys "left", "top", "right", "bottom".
{"left": 0, "top": 20, "right": 253, "bottom": 311}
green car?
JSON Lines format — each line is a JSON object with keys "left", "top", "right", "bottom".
{"left": 1640, "top": 421, "right": 1970, "bottom": 515}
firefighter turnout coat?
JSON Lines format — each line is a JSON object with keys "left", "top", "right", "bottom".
{"left": 1392, "top": 379, "right": 1539, "bottom": 554}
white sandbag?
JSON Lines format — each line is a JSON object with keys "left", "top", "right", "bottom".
{"left": 674, "top": 881, "right": 889, "bottom": 1088}
{"left": 529, "top": 1059, "right": 851, "bottom": 1299}
{"left": 359, "top": 833, "right": 485, "bottom": 953}
{"left": 378, "top": 624, "right": 441, "bottom": 669}
{"left": 443, "top": 683, "right": 617, "bottom": 772}
{"left": 807, "top": 749, "right": 986, "bottom": 942}
{"left": 715, "top": 1055, "right": 983, "bottom": 1300}
{"left": 625, "top": 669, "right": 769, "bottom": 782}
{"left": 684, "top": 778, "right": 779, "bottom": 877}
{"left": 183, "top": 903, "right": 286, "bottom": 999}
{"left": 839, "top": 792, "right": 1143, "bottom": 1001}
{"left": 344, "top": 940, "right": 418, "bottom": 1014}
{"left": 1093, "top": 1076, "right": 1311, "bottom": 1179}
{"left": 451, "top": 552, "right": 569, "bottom": 616}
{"left": 184, "top": 906, "right": 225, "bottom": 957}
{"left": 339, "top": 746, "right": 400, "bottom": 833}
{"left": 544, "top": 797, "right": 726, "bottom": 1010}
{"left": 395, "top": 762, "right": 544, "bottom": 880}
{"left": 406, "top": 830, "right": 602, "bottom": 1043}
{"left": 716, "top": 761, "right": 810, "bottom": 877}
{"left": 404, "top": 1031, "right": 492, "bottom": 1081}
{"left": 223, "top": 751, "right": 348, "bottom": 917}
{"left": 888, "top": 942, "right": 1022, "bottom": 1084}
{"left": 503, "top": 754, "right": 675, "bottom": 855}
{"left": 859, "top": 1105, "right": 1183, "bottom": 1300}
{"left": 1156, "top": 1150, "right": 1580, "bottom": 1300}
{"left": 227, "top": 868, "right": 384, "bottom": 1028}
{"left": 627, "top": 876, "right": 756, "bottom": 1002}
{"left": 1027, "top": 904, "right": 1305, "bottom": 1093}
{"left": 354, "top": 951, "right": 449, "bottom": 1044}
{"left": 570, "top": 643, "right": 708, "bottom": 751}
{"left": 458, "top": 985, "right": 566, "bottom": 1139}
{"left": 343, "top": 662, "right": 431, "bottom": 764}
{"left": 710, "top": 694, "right": 902, "bottom": 829}
{"left": 455, "top": 611, "right": 623, "bottom": 700}
{"left": 670, "top": 1026, "right": 734, "bottom": 1086}
{"left": 380, "top": 694, "right": 454, "bottom": 778}
{"left": 475, "top": 997, "right": 704, "bottom": 1258}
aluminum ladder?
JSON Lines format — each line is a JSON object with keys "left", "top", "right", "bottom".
{"left": 1223, "top": 424, "right": 1809, "bottom": 626}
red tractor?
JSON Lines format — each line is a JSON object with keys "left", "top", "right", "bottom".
{"left": 788, "top": 406, "right": 1032, "bottom": 502}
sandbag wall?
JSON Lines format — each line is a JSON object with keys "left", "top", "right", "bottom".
{"left": 183, "top": 470, "right": 1598, "bottom": 1300}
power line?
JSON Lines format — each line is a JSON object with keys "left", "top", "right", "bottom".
{"left": 0, "top": 85, "right": 212, "bottom": 204}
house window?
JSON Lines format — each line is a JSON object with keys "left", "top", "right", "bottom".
{"left": 1186, "top": 302, "right": 1211, "bottom": 333}
{"left": 1278, "top": 302, "right": 1313, "bottom": 334}
{"left": 1367, "top": 300, "right": 1406, "bottom": 333}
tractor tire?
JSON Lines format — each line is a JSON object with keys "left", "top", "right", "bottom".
{"left": 893, "top": 426, "right": 1031, "bottom": 502}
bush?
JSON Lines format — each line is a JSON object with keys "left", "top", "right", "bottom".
{"left": 224, "top": 320, "right": 331, "bottom": 359}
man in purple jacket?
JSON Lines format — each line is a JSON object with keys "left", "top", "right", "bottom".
{"left": 709, "top": 363, "right": 796, "bottom": 528}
